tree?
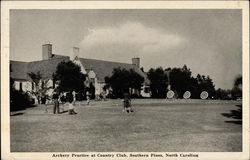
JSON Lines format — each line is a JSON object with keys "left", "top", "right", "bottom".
{"left": 189, "top": 77, "right": 199, "bottom": 98}
{"left": 27, "top": 71, "right": 53, "bottom": 104}
{"left": 231, "top": 75, "right": 242, "bottom": 99}
{"left": 27, "top": 71, "right": 42, "bottom": 93}
{"left": 147, "top": 64, "right": 216, "bottom": 99}
{"left": 105, "top": 67, "right": 144, "bottom": 98}
{"left": 215, "top": 88, "right": 231, "bottom": 100}
{"left": 54, "top": 61, "right": 86, "bottom": 92}
{"left": 10, "top": 66, "right": 33, "bottom": 111}
{"left": 195, "top": 74, "right": 215, "bottom": 98}
{"left": 234, "top": 75, "right": 242, "bottom": 87}
{"left": 147, "top": 67, "right": 168, "bottom": 98}
{"left": 169, "top": 65, "right": 192, "bottom": 98}
{"left": 129, "top": 69, "right": 145, "bottom": 91}
{"left": 105, "top": 68, "right": 130, "bottom": 98}
{"left": 204, "top": 76, "right": 216, "bottom": 98}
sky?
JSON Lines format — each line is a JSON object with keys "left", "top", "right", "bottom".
{"left": 10, "top": 9, "right": 242, "bottom": 89}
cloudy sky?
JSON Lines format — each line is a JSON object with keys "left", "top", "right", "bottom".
{"left": 10, "top": 9, "right": 242, "bottom": 89}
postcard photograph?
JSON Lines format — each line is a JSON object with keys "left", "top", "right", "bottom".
{"left": 1, "top": 1, "right": 249, "bottom": 160}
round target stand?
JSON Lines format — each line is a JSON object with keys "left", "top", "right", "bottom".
{"left": 200, "top": 91, "right": 209, "bottom": 100}
{"left": 167, "top": 90, "right": 175, "bottom": 99}
{"left": 183, "top": 91, "right": 191, "bottom": 99}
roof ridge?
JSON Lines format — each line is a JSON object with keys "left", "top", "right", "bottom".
{"left": 53, "top": 54, "right": 69, "bottom": 57}
{"left": 28, "top": 57, "right": 69, "bottom": 63}
{"left": 79, "top": 57, "right": 132, "bottom": 65}
{"left": 10, "top": 60, "right": 29, "bottom": 63}
{"left": 10, "top": 56, "right": 69, "bottom": 63}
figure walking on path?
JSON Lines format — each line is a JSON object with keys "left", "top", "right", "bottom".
{"left": 52, "top": 90, "right": 60, "bottom": 114}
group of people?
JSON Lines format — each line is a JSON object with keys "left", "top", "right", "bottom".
{"left": 46, "top": 90, "right": 133, "bottom": 114}
{"left": 52, "top": 90, "right": 77, "bottom": 115}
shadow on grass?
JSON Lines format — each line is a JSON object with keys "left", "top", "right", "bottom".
{"left": 10, "top": 112, "right": 24, "bottom": 116}
{"left": 221, "top": 105, "right": 242, "bottom": 125}
{"left": 59, "top": 110, "right": 69, "bottom": 114}
{"left": 225, "top": 120, "right": 242, "bottom": 125}
{"left": 10, "top": 104, "right": 36, "bottom": 112}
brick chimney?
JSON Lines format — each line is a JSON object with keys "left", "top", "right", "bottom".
{"left": 132, "top": 57, "right": 140, "bottom": 68}
{"left": 70, "top": 47, "right": 80, "bottom": 60}
{"left": 42, "top": 44, "right": 52, "bottom": 60}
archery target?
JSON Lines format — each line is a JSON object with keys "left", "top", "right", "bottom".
{"left": 183, "top": 91, "right": 191, "bottom": 99}
{"left": 167, "top": 90, "right": 175, "bottom": 99}
{"left": 200, "top": 91, "right": 209, "bottom": 99}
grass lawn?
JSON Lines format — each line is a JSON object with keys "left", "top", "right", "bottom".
{"left": 10, "top": 99, "right": 242, "bottom": 152}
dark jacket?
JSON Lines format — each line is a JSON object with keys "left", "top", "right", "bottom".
{"left": 52, "top": 93, "right": 59, "bottom": 100}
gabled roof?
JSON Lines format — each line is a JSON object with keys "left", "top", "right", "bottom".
{"left": 27, "top": 56, "right": 70, "bottom": 80}
{"left": 10, "top": 54, "right": 149, "bottom": 85}
{"left": 51, "top": 54, "right": 68, "bottom": 59}
{"left": 10, "top": 56, "right": 69, "bottom": 81}
{"left": 10, "top": 61, "right": 28, "bottom": 81}
{"left": 79, "top": 58, "right": 148, "bottom": 83}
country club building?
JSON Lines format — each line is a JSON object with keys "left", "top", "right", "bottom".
{"left": 10, "top": 44, "right": 150, "bottom": 100}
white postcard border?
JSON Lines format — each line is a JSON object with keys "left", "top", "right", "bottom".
{"left": 1, "top": 1, "right": 249, "bottom": 160}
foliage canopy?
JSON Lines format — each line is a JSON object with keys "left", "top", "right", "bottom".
{"left": 148, "top": 65, "right": 216, "bottom": 99}
{"left": 54, "top": 61, "right": 86, "bottom": 92}
{"left": 105, "top": 67, "right": 144, "bottom": 98}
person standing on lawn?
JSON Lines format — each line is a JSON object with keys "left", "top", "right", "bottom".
{"left": 67, "top": 91, "right": 77, "bottom": 115}
{"left": 52, "top": 90, "right": 60, "bottom": 114}
{"left": 72, "top": 90, "right": 76, "bottom": 105}
{"left": 123, "top": 93, "right": 133, "bottom": 113}
{"left": 44, "top": 95, "right": 51, "bottom": 113}
{"left": 59, "top": 92, "right": 66, "bottom": 112}
{"left": 86, "top": 91, "right": 91, "bottom": 105}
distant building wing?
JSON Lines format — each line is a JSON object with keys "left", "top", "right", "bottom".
{"left": 79, "top": 58, "right": 149, "bottom": 84}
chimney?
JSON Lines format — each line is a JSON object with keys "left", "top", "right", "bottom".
{"left": 70, "top": 47, "right": 80, "bottom": 60}
{"left": 42, "top": 44, "right": 52, "bottom": 60}
{"left": 132, "top": 57, "right": 140, "bottom": 68}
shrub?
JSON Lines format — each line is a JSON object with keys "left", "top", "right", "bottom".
{"left": 10, "top": 89, "right": 33, "bottom": 111}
